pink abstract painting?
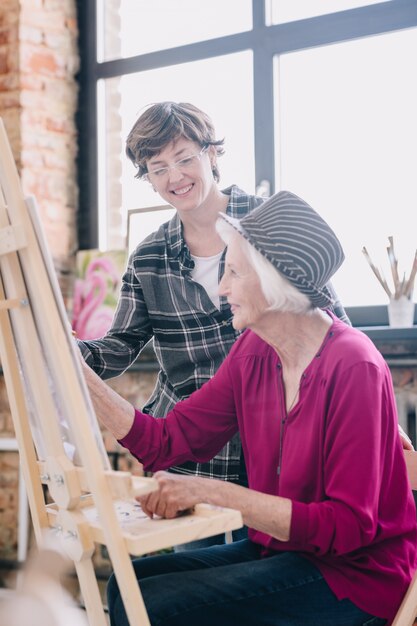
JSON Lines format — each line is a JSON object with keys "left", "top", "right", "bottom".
{"left": 71, "top": 249, "right": 127, "bottom": 340}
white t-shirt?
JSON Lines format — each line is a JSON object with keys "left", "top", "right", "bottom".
{"left": 191, "top": 251, "right": 224, "bottom": 309}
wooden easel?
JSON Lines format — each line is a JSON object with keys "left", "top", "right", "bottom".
{"left": 0, "top": 119, "right": 242, "bottom": 625}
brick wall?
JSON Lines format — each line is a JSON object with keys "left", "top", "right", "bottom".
{"left": 0, "top": 0, "right": 80, "bottom": 561}
{"left": 0, "top": 375, "right": 19, "bottom": 559}
{"left": 1, "top": 0, "right": 79, "bottom": 284}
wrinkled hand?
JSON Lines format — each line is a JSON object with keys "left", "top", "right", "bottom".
{"left": 137, "top": 471, "right": 206, "bottom": 519}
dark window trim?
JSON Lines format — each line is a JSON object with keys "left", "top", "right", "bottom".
{"left": 76, "top": 0, "right": 417, "bottom": 328}
{"left": 76, "top": 0, "right": 98, "bottom": 248}
{"left": 346, "top": 305, "right": 417, "bottom": 328}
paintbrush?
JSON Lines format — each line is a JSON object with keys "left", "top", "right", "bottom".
{"left": 387, "top": 236, "right": 401, "bottom": 298}
{"left": 362, "top": 246, "right": 393, "bottom": 298}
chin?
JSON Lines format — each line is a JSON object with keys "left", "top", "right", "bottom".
{"left": 231, "top": 317, "right": 245, "bottom": 331}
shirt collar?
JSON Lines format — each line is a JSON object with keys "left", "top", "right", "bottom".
{"left": 223, "top": 185, "right": 254, "bottom": 218}
{"left": 166, "top": 184, "right": 248, "bottom": 259}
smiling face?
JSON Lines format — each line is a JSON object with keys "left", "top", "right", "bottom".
{"left": 218, "top": 233, "right": 269, "bottom": 331}
{"left": 145, "top": 138, "right": 217, "bottom": 215}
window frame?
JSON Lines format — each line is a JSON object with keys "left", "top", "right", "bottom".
{"left": 76, "top": 0, "right": 417, "bottom": 327}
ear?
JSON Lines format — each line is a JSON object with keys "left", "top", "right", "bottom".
{"left": 207, "top": 145, "right": 216, "bottom": 160}
{"left": 207, "top": 146, "right": 216, "bottom": 169}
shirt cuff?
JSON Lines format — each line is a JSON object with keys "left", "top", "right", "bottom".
{"left": 118, "top": 408, "right": 147, "bottom": 453}
{"left": 290, "top": 500, "right": 310, "bottom": 544}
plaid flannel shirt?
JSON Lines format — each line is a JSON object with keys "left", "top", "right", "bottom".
{"left": 80, "top": 185, "right": 349, "bottom": 481}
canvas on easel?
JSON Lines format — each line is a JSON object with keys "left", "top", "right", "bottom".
{"left": 0, "top": 119, "right": 242, "bottom": 625}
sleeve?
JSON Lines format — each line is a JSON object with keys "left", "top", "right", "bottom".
{"left": 78, "top": 259, "right": 153, "bottom": 379}
{"left": 290, "top": 360, "right": 403, "bottom": 556}
{"left": 119, "top": 353, "right": 239, "bottom": 471}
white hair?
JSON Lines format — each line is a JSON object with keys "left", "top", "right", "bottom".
{"left": 216, "top": 215, "right": 313, "bottom": 314}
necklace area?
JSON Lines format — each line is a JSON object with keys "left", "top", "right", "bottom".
{"left": 286, "top": 386, "right": 300, "bottom": 413}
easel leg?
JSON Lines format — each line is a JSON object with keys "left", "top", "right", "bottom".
{"left": 75, "top": 558, "right": 109, "bottom": 626}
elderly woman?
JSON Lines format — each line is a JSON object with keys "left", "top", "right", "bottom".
{"left": 83, "top": 191, "right": 417, "bottom": 626}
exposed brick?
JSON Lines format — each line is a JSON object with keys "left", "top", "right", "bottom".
{"left": 20, "top": 0, "right": 43, "bottom": 8}
{"left": 0, "top": 489, "right": 11, "bottom": 508}
{"left": 0, "top": 47, "right": 8, "bottom": 73}
{"left": 0, "top": 4, "right": 19, "bottom": 30}
{"left": 19, "top": 72, "right": 44, "bottom": 90}
{"left": 0, "top": 44, "right": 19, "bottom": 74}
{"left": 0, "top": 91, "right": 20, "bottom": 109}
{"left": 0, "top": 72, "right": 20, "bottom": 90}
{"left": 45, "top": 115, "right": 76, "bottom": 134}
{"left": 2, "top": 451, "right": 19, "bottom": 470}
{"left": 19, "top": 24, "right": 43, "bottom": 45}
{"left": 0, "top": 0, "right": 80, "bottom": 558}
{"left": 0, "top": 523, "right": 16, "bottom": 558}
{"left": 25, "top": 48, "right": 58, "bottom": 75}
{"left": 20, "top": 8, "right": 70, "bottom": 31}
{"left": 66, "top": 16, "right": 77, "bottom": 34}
{"left": 0, "top": 470, "right": 18, "bottom": 489}
{"left": 0, "top": 27, "right": 18, "bottom": 45}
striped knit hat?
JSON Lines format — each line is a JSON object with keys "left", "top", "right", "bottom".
{"left": 220, "top": 190, "right": 345, "bottom": 308}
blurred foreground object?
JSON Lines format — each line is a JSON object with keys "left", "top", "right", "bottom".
{"left": 0, "top": 542, "right": 88, "bottom": 626}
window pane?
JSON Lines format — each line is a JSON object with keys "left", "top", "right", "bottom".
{"left": 267, "top": 0, "right": 391, "bottom": 25}
{"left": 98, "top": 0, "right": 252, "bottom": 61}
{"left": 275, "top": 28, "right": 417, "bottom": 307}
{"left": 98, "top": 51, "right": 255, "bottom": 250}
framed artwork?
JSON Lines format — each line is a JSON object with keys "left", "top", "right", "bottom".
{"left": 127, "top": 204, "right": 175, "bottom": 254}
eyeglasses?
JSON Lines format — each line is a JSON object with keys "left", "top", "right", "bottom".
{"left": 143, "top": 146, "right": 208, "bottom": 182}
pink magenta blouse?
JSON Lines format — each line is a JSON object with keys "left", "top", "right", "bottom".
{"left": 120, "top": 314, "right": 417, "bottom": 623}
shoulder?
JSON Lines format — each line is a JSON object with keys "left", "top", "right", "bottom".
{"left": 217, "top": 330, "right": 277, "bottom": 387}
{"left": 326, "top": 316, "right": 388, "bottom": 373}
{"left": 228, "top": 328, "right": 275, "bottom": 360}
{"left": 223, "top": 185, "right": 266, "bottom": 218}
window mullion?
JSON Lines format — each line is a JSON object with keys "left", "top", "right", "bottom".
{"left": 253, "top": 47, "right": 275, "bottom": 195}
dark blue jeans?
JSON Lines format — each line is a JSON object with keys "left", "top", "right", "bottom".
{"left": 107, "top": 540, "right": 387, "bottom": 626}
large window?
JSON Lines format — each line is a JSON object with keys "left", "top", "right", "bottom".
{"left": 99, "top": 0, "right": 252, "bottom": 60}
{"left": 276, "top": 27, "right": 417, "bottom": 307}
{"left": 76, "top": 0, "right": 417, "bottom": 322}
{"left": 268, "top": 0, "right": 390, "bottom": 24}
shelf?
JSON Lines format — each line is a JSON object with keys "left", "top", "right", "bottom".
{"left": 357, "top": 325, "right": 417, "bottom": 362}
{"left": 358, "top": 326, "right": 417, "bottom": 342}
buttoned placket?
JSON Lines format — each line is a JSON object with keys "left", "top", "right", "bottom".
{"left": 276, "top": 364, "right": 306, "bottom": 478}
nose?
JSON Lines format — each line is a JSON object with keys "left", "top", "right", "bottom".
{"left": 167, "top": 164, "right": 184, "bottom": 182}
